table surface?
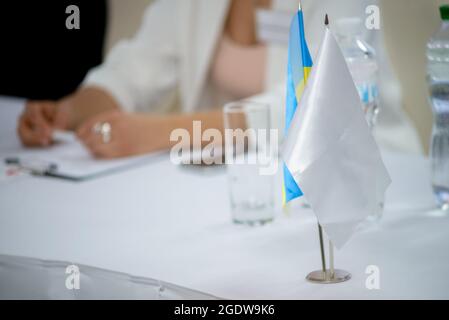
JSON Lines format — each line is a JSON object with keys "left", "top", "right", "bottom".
{"left": 1, "top": 97, "right": 448, "bottom": 300}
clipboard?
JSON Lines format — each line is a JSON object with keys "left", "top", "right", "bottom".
{"left": 3, "top": 132, "right": 164, "bottom": 182}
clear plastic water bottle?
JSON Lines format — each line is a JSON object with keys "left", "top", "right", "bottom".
{"left": 427, "top": 5, "right": 449, "bottom": 212}
{"left": 335, "top": 18, "right": 380, "bottom": 128}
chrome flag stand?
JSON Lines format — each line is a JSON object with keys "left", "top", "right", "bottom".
{"left": 304, "top": 15, "right": 351, "bottom": 284}
{"left": 306, "top": 223, "right": 351, "bottom": 283}
{"left": 284, "top": 10, "right": 391, "bottom": 283}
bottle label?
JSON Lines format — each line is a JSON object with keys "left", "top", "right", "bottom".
{"left": 357, "top": 83, "right": 378, "bottom": 104}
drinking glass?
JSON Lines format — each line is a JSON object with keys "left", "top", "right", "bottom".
{"left": 224, "top": 101, "right": 275, "bottom": 225}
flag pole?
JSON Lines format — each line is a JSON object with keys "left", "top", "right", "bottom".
{"left": 297, "top": 0, "right": 312, "bottom": 210}
{"left": 324, "top": 12, "right": 334, "bottom": 281}
{"left": 318, "top": 224, "right": 327, "bottom": 274}
{"left": 305, "top": 14, "right": 351, "bottom": 284}
{"left": 306, "top": 224, "right": 351, "bottom": 283}
{"left": 329, "top": 240, "right": 335, "bottom": 279}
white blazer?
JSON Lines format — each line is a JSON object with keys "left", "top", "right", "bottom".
{"left": 84, "top": 0, "right": 422, "bottom": 154}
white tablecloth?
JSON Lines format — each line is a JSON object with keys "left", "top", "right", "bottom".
{"left": 0, "top": 97, "right": 448, "bottom": 299}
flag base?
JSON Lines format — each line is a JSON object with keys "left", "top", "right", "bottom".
{"left": 306, "top": 269, "right": 351, "bottom": 284}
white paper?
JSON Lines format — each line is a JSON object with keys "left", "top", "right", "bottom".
{"left": 2, "top": 132, "right": 163, "bottom": 181}
{"left": 52, "top": 129, "right": 77, "bottom": 144}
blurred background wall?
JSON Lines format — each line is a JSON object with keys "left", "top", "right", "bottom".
{"left": 381, "top": 0, "right": 446, "bottom": 152}
{"left": 105, "top": 0, "right": 153, "bottom": 53}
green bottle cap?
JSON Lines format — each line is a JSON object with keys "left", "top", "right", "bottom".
{"left": 440, "top": 5, "right": 449, "bottom": 20}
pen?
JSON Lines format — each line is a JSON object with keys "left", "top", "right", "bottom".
{"left": 4, "top": 157, "right": 58, "bottom": 176}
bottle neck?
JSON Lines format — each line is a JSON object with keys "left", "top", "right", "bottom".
{"left": 337, "top": 34, "right": 373, "bottom": 59}
{"left": 337, "top": 34, "right": 363, "bottom": 48}
{"left": 337, "top": 33, "right": 363, "bottom": 41}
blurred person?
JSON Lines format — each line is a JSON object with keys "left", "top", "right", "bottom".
{"left": 17, "top": 0, "right": 422, "bottom": 158}
{"left": 0, "top": 1, "right": 107, "bottom": 100}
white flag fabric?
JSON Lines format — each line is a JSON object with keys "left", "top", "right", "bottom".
{"left": 282, "top": 28, "right": 392, "bottom": 249}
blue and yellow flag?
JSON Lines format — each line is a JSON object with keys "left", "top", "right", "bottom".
{"left": 283, "top": 6, "right": 313, "bottom": 205}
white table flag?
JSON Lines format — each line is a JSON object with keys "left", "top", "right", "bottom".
{"left": 282, "top": 27, "right": 392, "bottom": 249}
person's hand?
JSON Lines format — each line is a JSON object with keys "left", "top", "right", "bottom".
{"left": 17, "top": 87, "right": 120, "bottom": 147}
{"left": 76, "top": 111, "right": 172, "bottom": 159}
{"left": 17, "top": 100, "right": 71, "bottom": 147}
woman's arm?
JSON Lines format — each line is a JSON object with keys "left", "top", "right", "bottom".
{"left": 59, "top": 86, "right": 120, "bottom": 130}
{"left": 76, "top": 110, "right": 225, "bottom": 159}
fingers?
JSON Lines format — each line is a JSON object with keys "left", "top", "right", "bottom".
{"left": 76, "top": 112, "right": 121, "bottom": 159}
{"left": 41, "top": 102, "right": 57, "bottom": 123}
{"left": 76, "top": 115, "right": 99, "bottom": 140}
{"left": 17, "top": 114, "right": 50, "bottom": 146}
{"left": 17, "top": 102, "right": 55, "bottom": 146}
{"left": 24, "top": 102, "right": 53, "bottom": 134}
{"left": 81, "top": 131, "right": 121, "bottom": 159}
{"left": 85, "top": 138, "right": 119, "bottom": 159}
{"left": 76, "top": 110, "right": 120, "bottom": 139}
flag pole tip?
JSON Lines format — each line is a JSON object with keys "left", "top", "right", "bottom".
{"left": 298, "top": 0, "right": 302, "bottom": 10}
{"left": 325, "top": 14, "right": 329, "bottom": 26}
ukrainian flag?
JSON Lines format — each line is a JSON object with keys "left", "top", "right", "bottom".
{"left": 283, "top": 4, "right": 313, "bottom": 204}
